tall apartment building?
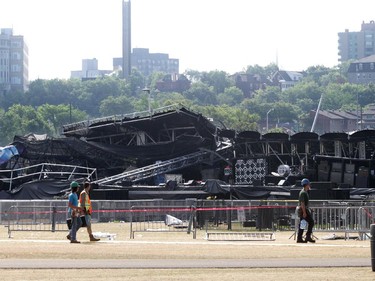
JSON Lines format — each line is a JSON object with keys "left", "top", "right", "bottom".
{"left": 0, "top": 28, "right": 29, "bottom": 92}
{"left": 113, "top": 48, "right": 179, "bottom": 77}
{"left": 338, "top": 21, "right": 375, "bottom": 62}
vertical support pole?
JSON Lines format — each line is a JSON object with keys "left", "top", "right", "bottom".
{"left": 228, "top": 191, "right": 232, "bottom": 231}
{"left": 129, "top": 207, "right": 133, "bottom": 239}
{"left": 52, "top": 206, "right": 56, "bottom": 233}
{"left": 371, "top": 224, "right": 375, "bottom": 271}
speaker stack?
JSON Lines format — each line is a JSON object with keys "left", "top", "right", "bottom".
{"left": 343, "top": 163, "right": 355, "bottom": 187}
{"left": 356, "top": 166, "right": 369, "bottom": 188}
{"left": 330, "top": 162, "right": 343, "bottom": 184}
{"left": 317, "top": 161, "right": 330, "bottom": 181}
{"left": 309, "top": 181, "right": 336, "bottom": 200}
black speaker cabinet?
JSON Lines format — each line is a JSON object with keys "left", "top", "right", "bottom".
{"left": 309, "top": 188, "right": 333, "bottom": 200}
{"left": 356, "top": 176, "right": 369, "bottom": 188}
{"left": 331, "top": 188, "right": 350, "bottom": 200}
{"left": 318, "top": 161, "right": 329, "bottom": 172}
{"left": 330, "top": 171, "right": 342, "bottom": 184}
{"left": 356, "top": 166, "right": 369, "bottom": 188}
{"left": 331, "top": 162, "right": 343, "bottom": 172}
{"left": 90, "top": 189, "right": 107, "bottom": 200}
{"left": 343, "top": 172, "right": 355, "bottom": 186}
{"left": 290, "top": 188, "right": 302, "bottom": 200}
{"left": 318, "top": 161, "right": 330, "bottom": 181}
{"left": 318, "top": 171, "right": 330, "bottom": 181}
{"left": 345, "top": 163, "right": 355, "bottom": 173}
{"left": 311, "top": 181, "right": 337, "bottom": 190}
{"left": 91, "top": 189, "right": 129, "bottom": 200}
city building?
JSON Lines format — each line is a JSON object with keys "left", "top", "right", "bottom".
{"left": 113, "top": 48, "right": 179, "bottom": 77}
{"left": 231, "top": 73, "right": 272, "bottom": 98}
{"left": 155, "top": 74, "right": 190, "bottom": 93}
{"left": 310, "top": 108, "right": 375, "bottom": 134}
{"left": 271, "top": 70, "right": 304, "bottom": 92}
{"left": 70, "top": 58, "right": 112, "bottom": 79}
{"left": 119, "top": 0, "right": 178, "bottom": 78}
{"left": 360, "top": 104, "right": 375, "bottom": 129}
{"left": 347, "top": 54, "right": 375, "bottom": 84}
{"left": 338, "top": 21, "right": 375, "bottom": 62}
{"left": 0, "top": 28, "right": 29, "bottom": 92}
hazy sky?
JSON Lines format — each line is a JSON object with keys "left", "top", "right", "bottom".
{"left": 1, "top": 0, "right": 375, "bottom": 81}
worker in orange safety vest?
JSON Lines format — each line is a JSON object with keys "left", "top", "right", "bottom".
{"left": 79, "top": 182, "right": 100, "bottom": 242}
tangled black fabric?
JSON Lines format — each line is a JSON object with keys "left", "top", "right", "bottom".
{"left": 0, "top": 179, "right": 68, "bottom": 199}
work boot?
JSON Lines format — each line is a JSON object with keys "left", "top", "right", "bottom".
{"left": 305, "top": 236, "right": 316, "bottom": 243}
{"left": 89, "top": 234, "right": 100, "bottom": 242}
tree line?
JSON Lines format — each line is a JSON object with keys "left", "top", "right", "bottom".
{"left": 1, "top": 61, "right": 375, "bottom": 146}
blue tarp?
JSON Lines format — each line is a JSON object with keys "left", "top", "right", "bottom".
{"left": 0, "top": 145, "right": 19, "bottom": 165}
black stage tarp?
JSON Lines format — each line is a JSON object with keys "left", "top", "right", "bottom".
{"left": 1, "top": 178, "right": 375, "bottom": 200}
{"left": 0, "top": 179, "right": 69, "bottom": 200}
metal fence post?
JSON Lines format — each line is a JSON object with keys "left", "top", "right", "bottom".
{"left": 52, "top": 206, "right": 56, "bottom": 232}
{"left": 371, "top": 224, "right": 375, "bottom": 271}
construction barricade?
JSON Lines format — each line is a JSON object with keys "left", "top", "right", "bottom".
{"left": 291, "top": 204, "right": 375, "bottom": 240}
{"left": 129, "top": 203, "right": 197, "bottom": 239}
{"left": 200, "top": 200, "right": 293, "bottom": 241}
{"left": 5, "top": 203, "right": 68, "bottom": 238}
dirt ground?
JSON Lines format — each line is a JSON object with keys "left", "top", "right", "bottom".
{"left": 0, "top": 222, "right": 374, "bottom": 280}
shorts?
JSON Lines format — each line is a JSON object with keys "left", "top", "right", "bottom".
{"left": 84, "top": 214, "right": 91, "bottom": 227}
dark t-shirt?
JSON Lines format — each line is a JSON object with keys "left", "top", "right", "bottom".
{"left": 299, "top": 189, "right": 309, "bottom": 207}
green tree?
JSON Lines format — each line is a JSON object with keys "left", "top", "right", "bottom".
{"left": 281, "top": 81, "right": 321, "bottom": 104}
{"left": 153, "top": 92, "right": 193, "bottom": 108}
{"left": 0, "top": 108, "right": 4, "bottom": 145}
{"left": 99, "top": 95, "right": 135, "bottom": 116}
{"left": 304, "top": 65, "right": 331, "bottom": 83}
{"left": 184, "top": 82, "right": 217, "bottom": 105}
{"left": 0, "top": 89, "right": 25, "bottom": 110}
{"left": 27, "top": 79, "right": 73, "bottom": 106}
{"left": 149, "top": 72, "right": 166, "bottom": 91}
{"left": 201, "top": 70, "right": 233, "bottom": 94}
{"left": 217, "top": 86, "right": 244, "bottom": 106}
{"left": 0, "top": 104, "right": 54, "bottom": 144}
{"left": 252, "top": 86, "right": 281, "bottom": 104}
{"left": 128, "top": 68, "right": 145, "bottom": 96}
{"left": 240, "top": 98, "right": 270, "bottom": 117}
{"left": 194, "top": 105, "right": 259, "bottom": 131}
{"left": 323, "top": 83, "right": 363, "bottom": 110}
{"left": 37, "top": 104, "right": 87, "bottom": 136}
{"left": 245, "top": 63, "right": 278, "bottom": 78}
{"left": 184, "top": 69, "right": 202, "bottom": 82}
{"left": 270, "top": 101, "right": 300, "bottom": 126}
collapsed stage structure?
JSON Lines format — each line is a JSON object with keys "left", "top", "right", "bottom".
{"left": 0, "top": 106, "right": 375, "bottom": 200}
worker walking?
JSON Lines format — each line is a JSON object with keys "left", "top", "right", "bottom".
{"left": 67, "top": 181, "right": 82, "bottom": 243}
{"left": 79, "top": 181, "right": 100, "bottom": 242}
{"left": 297, "top": 178, "right": 315, "bottom": 243}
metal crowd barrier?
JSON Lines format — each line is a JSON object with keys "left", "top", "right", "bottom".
{"left": 291, "top": 205, "right": 375, "bottom": 240}
{"left": 1, "top": 200, "right": 375, "bottom": 240}
{"left": 129, "top": 205, "right": 197, "bottom": 239}
{"left": 5, "top": 205, "right": 68, "bottom": 238}
{"left": 200, "top": 200, "right": 294, "bottom": 241}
